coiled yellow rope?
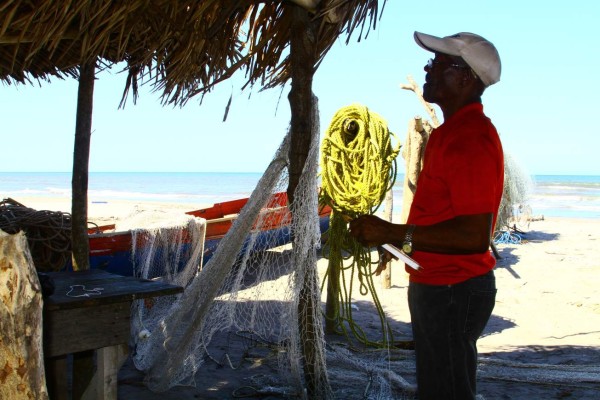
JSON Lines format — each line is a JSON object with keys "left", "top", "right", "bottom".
{"left": 319, "top": 104, "right": 401, "bottom": 347}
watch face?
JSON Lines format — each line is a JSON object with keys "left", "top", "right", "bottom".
{"left": 402, "top": 243, "right": 412, "bottom": 254}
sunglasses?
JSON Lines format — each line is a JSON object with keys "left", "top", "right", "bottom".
{"left": 426, "top": 58, "right": 471, "bottom": 70}
{"left": 426, "top": 58, "right": 479, "bottom": 80}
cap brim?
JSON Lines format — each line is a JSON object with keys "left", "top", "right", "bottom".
{"left": 414, "top": 31, "right": 461, "bottom": 57}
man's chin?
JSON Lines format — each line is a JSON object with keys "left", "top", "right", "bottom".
{"left": 422, "top": 85, "right": 434, "bottom": 103}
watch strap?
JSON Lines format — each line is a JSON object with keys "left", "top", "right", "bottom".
{"left": 405, "top": 224, "right": 416, "bottom": 244}
{"left": 403, "top": 224, "right": 416, "bottom": 254}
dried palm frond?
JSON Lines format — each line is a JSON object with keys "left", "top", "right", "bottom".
{"left": 1, "top": 0, "right": 385, "bottom": 104}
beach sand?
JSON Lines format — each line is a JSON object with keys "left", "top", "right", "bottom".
{"left": 9, "top": 197, "right": 600, "bottom": 399}
{"left": 10, "top": 196, "right": 211, "bottom": 226}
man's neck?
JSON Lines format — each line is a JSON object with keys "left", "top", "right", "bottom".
{"left": 441, "top": 96, "right": 481, "bottom": 120}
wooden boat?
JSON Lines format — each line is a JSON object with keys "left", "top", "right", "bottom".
{"left": 87, "top": 192, "right": 331, "bottom": 276}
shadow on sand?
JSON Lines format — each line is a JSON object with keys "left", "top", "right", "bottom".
{"left": 117, "top": 246, "right": 599, "bottom": 400}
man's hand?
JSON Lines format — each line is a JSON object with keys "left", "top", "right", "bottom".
{"left": 348, "top": 214, "right": 390, "bottom": 247}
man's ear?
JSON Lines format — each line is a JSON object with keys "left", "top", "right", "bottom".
{"left": 461, "top": 72, "right": 482, "bottom": 94}
{"left": 461, "top": 70, "right": 475, "bottom": 86}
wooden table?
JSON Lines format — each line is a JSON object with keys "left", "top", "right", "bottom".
{"left": 43, "top": 269, "right": 183, "bottom": 400}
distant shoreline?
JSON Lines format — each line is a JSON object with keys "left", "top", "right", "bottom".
{"left": 2, "top": 172, "right": 599, "bottom": 219}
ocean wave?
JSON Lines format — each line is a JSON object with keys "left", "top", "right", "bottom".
{"left": 3, "top": 172, "right": 599, "bottom": 218}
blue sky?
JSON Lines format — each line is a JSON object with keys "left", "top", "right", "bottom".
{"left": 2, "top": 1, "right": 599, "bottom": 175}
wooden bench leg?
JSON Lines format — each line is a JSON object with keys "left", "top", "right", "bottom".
{"left": 73, "top": 350, "right": 94, "bottom": 399}
{"left": 81, "top": 344, "right": 128, "bottom": 400}
{"left": 45, "top": 355, "right": 68, "bottom": 400}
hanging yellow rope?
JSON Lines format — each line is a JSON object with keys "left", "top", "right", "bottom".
{"left": 319, "top": 104, "right": 401, "bottom": 347}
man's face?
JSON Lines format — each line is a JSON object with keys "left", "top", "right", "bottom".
{"left": 422, "top": 53, "right": 468, "bottom": 105}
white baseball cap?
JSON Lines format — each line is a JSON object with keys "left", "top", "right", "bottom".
{"left": 414, "top": 31, "right": 501, "bottom": 88}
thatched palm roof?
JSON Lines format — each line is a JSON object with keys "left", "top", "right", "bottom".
{"left": 1, "top": 0, "right": 384, "bottom": 105}
{"left": 1, "top": 0, "right": 386, "bottom": 274}
{"left": 3, "top": 4, "right": 387, "bottom": 392}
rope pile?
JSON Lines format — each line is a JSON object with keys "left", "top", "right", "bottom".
{"left": 0, "top": 198, "right": 72, "bottom": 271}
{"left": 319, "top": 104, "right": 400, "bottom": 346}
{"left": 493, "top": 229, "right": 522, "bottom": 245}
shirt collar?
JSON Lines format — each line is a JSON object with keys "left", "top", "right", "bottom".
{"left": 442, "top": 102, "right": 484, "bottom": 127}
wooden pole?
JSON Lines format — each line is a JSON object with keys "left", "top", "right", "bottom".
{"left": 288, "top": 4, "right": 331, "bottom": 399}
{"left": 70, "top": 60, "right": 96, "bottom": 399}
{"left": 71, "top": 60, "right": 95, "bottom": 271}
{"left": 380, "top": 188, "right": 393, "bottom": 289}
{"left": 400, "top": 116, "right": 430, "bottom": 223}
{"left": 324, "top": 228, "right": 340, "bottom": 333}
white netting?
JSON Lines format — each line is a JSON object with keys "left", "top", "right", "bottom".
{"left": 117, "top": 210, "right": 206, "bottom": 285}
{"left": 497, "top": 152, "right": 534, "bottom": 232}
{"left": 120, "top": 108, "right": 597, "bottom": 399}
{"left": 121, "top": 94, "right": 420, "bottom": 397}
{"left": 120, "top": 210, "right": 207, "bottom": 350}
{"left": 127, "top": 128, "right": 326, "bottom": 394}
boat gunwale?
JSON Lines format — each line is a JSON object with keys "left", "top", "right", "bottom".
{"left": 88, "top": 203, "right": 305, "bottom": 237}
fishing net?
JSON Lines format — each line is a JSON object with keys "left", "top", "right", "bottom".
{"left": 124, "top": 98, "right": 416, "bottom": 398}
{"left": 117, "top": 211, "right": 207, "bottom": 352}
{"left": 127, "top": 123, "right": 332, "bottom": 395}
{"left": 121, "top": 102, "right": 593, "bottom": 399}
{"left": 116, "top": 210, "right": 206, "bottom": 286}
{"left": 496, "top": 152, "right": 534, "bottom": 232}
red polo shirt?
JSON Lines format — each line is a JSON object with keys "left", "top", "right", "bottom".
{"left": 406, "top": 103, "right": 504, "bottom": 285}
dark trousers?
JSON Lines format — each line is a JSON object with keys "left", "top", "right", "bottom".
{"left": 408, "top": 270, "right": 496, "bottom": 400}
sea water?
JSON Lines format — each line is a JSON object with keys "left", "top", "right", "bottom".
{"left": 529, "top": 175, "right": 600, "bottom": 219}
{"left": 1, "top": 172, "right": 599, "bottom": 219}
{"left": 0, "top": 172, "right": 263, "bottom": 206}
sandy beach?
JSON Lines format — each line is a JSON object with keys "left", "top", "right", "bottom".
{"left": 116, "top": 213, "right": 600, "bottom": 399}
{"left": 9, "top": 196, "right": 212, "bottom": 226}
{"left": 6, "top": 197, "right": 600, "bottom": 399}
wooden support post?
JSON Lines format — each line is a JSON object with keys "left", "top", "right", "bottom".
{"left": 380, "top": 189, "right": 394, "bottom": 289}
{"left": 288, "top": 3, "right": 331, "bottom": 399}
{"left": 81, "top": 344, "right": 128, "bottom": 400}
{"left": 72, "top": 350, "right": 95, "bottom": 400}
{"left": 325, "top": 215, "right": 342, "bottom": 333}
{"left": 44, "top": 356, "right": 68, "bottom": 400}
{"left": 71, "top": 60, "right": 95, "bottom": 271}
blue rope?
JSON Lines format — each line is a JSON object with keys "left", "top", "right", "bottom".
{"left": 493, "top": 230, "right": 522, "bottom": 245}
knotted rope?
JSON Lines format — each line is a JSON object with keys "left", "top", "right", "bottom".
{"left": 319, "top": 104, "right": 400, "bottom": 346}
{"left": 0, "top": 198, "right": 72, "bottom": 271}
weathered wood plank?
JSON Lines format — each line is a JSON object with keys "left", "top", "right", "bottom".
{"left": 44, "top": 302, "right": 131, "bottom": 357}
{"left": 0, "top": 231, "right": 49, "bottom": 400}
{"left": 44, "top": 269, "right": 183, "bottom": 310}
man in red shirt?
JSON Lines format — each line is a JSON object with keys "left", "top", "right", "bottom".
{"left": 349, "top": 31, "right": 503, "bottom": 399}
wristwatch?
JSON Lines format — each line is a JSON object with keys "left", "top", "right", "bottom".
{"left": 402, "top": 224, "right": 416, "bottom": 255}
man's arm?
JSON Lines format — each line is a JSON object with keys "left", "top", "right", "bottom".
{"left": 348, "top": 212, "right": 493, "bottom": 255}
